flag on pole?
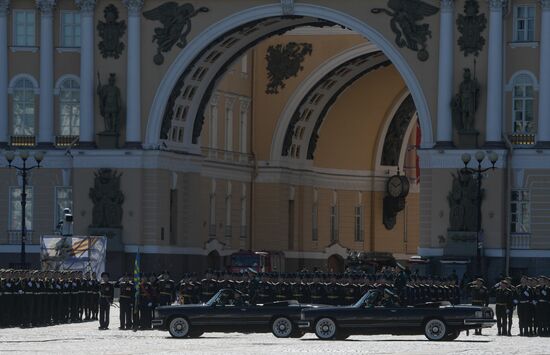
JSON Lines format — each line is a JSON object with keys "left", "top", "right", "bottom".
{"left": 133, "top": 248, "right": 141, "bottom": 328}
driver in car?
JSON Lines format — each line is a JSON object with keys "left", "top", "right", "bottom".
{"left": 233, "top": 292, "right": 246, "bottom": 307}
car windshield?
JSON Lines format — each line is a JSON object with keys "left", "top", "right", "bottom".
{"left": 353, "top": 289, "right": 381, "bottom": 308}
{"left": 206, "top": 289, "right": 247, "bottom": 307}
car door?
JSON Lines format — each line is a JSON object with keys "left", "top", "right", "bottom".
{"left": 342, "top": 306, "right": 398, "bottom": 331}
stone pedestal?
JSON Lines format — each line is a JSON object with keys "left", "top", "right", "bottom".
{"left": 444, "top": 231, "right": 477, "bottom": 257}
{"left": 96, "top": 131, "right": 120, "bottom": 149}
{"left": 458, "top": 130, "right": 479, "bottom": 148}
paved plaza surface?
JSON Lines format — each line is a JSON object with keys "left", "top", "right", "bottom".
{"left": 0, "top": 305, "right": 544, "bottom": 355}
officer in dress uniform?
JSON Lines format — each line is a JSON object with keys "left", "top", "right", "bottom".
{"left": 470, "top": 278, "right": 489, "bottom": 335}
{"left": 515, "top": 276, "right": 531, "bottom": 336}
{"left": 157, "top": 271, "right": 175, "bottom": 306}
{"left": 117, "top": 273, "right": 134, "bottom": 330}
{"left": 98, "top": 272, "right": 114, "bottom": 330}
{"left": 494, "top": 280, "right": 513, "bottom": 336}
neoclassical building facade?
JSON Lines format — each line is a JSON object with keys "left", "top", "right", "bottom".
{"left": 0, "top": 0, "right": 549, "bottom": 279}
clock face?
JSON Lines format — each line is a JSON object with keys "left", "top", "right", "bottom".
{"left": 387, "top": 176, "right": 403, "bottom": 198}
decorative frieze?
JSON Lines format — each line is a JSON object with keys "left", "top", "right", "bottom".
{"left": 281, "top": 0, "right": 294, "bottom": 15}
{"left": 36, "top": 0, "right": 56, "bottom": 16}
{"left": 123, "top": 0, "right": 143, "bottom": 16}
{"left": 75, "top": 0, "right": 96, "bottom": 15}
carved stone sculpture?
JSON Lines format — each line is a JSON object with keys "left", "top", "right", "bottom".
{"left": 457, "top": 0, "right": 487, "bottom": 57}
{"left": 452, "top": 68, "right": 480, "bottom": 132}
{"left": 97, "top": 73, "right": 122, "bottom": 134}
{"left": 143, "top": 2, "right": 209, "bottom": 65}
{"left": 381, "top": 95, "right": 416, "bottom": 166}
{"left": 447, "top": 171, "right": 483, "bottom": 232}
{"left": 89, "top": 169, "right": 124, "bottom": 228}
{"left": 371, "top": 0, "right": 439, "bottom": 61}
{"left": 265, "top": 42, "right": 313, "bottom": 94}
{"left": 97, "top": 4, "right": 126, "bottom": 59}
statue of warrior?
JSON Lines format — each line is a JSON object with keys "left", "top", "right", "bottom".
{"left": 97, "top": 73, "right": 122, "bottom": 134}
{"left": 452, "top": 68, "right": 480, "bottom": 132}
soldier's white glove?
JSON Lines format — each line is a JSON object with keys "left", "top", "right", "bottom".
{"left": 18, "top": 290, "right": 23, "bottom": 294}
{"left": 513, "top": 300, "right": 518, "bottom": 304}
{"left": 148, "top": 302, "right": 152, "bottom": 307}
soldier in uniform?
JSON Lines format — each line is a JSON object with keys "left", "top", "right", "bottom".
{"left": 157, "top": 271, "right": 175, "bottom": 306}
{"left": 470, "top": 278, "right": 489, "bottom": 335}
{"left": 139, "top": 274, "right": 154, "bottom": 330}
{"left": 494, "top": 280, "right": 513, "bottom": 336}
{"left": 516, "top": 275, "right": 532, "bottom": 336}
{"left": 98, "top": 272, "right": 114, "bottom": 330}
{"left": 117, "top": 273, "right": 134, "bottom": 330}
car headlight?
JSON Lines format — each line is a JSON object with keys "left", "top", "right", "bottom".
{"left": 154, "top": 310, "right": 160, "bottom": 319}
{"left": 475, "top": 311, "right": 483, "bottom": 318}
{"left": 301, "top": 312, "right": 305, "bottom": 320}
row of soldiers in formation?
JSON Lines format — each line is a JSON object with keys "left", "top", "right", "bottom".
{"left": 472, "top": 275, "right": 550, "bottom": 337}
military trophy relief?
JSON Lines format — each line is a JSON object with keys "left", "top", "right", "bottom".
{"left": 96, "top": 73, "right": 123, "bottom": 149}
{"left": 452, "top": 68, "right": 481, "bottom": 148}
{"left": 265, "top": 42, "right": 313, "bottom": 95}
{"left": 383, "top": 172, "right": 410, "bottom": 230}
{"left": 88, "top": 168, "right": 125, "bottom": 252}
{"left": 445, "top": 170, "right": 484, "bottom": 256}
{"left": 371, "top": 0, "right": 439, "bottom": 62}
{"left": 97, "top": 4, "right": 127, "bottom": 59}
{"left": 143, "top": 2, "right": 210, "bottom": 65}
{"left": 457, "top": 0, "right": 487, "bottom": 58}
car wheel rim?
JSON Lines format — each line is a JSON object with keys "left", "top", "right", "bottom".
{"left": 170, "top": 318, "right": 189, "bottom": 338}
{"left": 273, "top": 318, "right": 292, "bottom": 337}
{"left": 316, "top": 318, "right": 336, "bottom": 339}
{"left": 425, "top": 319, "right": 445, "bottom": 340}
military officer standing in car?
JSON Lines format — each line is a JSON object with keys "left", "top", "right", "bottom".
{"left": 470, "top": 278, "right": 489, "bottom": 335}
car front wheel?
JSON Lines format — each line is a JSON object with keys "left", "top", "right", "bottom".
{"left": 272, "top": 317, "right": 294, "bottom": 338}
{"left": 424, "top": 319, "right": 447, "bottom": 341}
{"left": 169, "top": 317, "right": 190, "bottom": 338}
{"left": 315, "top": 318, "right": 337, "bottom": 340}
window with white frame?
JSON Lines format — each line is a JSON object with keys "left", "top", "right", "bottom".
{"left": 239, "top": 102, "right": 248, "bottom": 154}
{"left": 241, "top": 54, "right": 248, "bottom": 74}
{"left": 330, "top": 205, "right": 338, "bottom": 242}
{"left": 240, "top": 184, "right": 247, "bottom": 238}
{"left": 59, "top": 78, "right": 80, "bottom": 136}
{"left": 209, "top": 180, "right": 216, "bottom": 236}
{"left": 354, "top": 205, "right": 364, "bottom": 242}
{"left": 225, "top": 182, "right": 232, "bottom": 238}
{"left": 514, "top": 5, "right": 535, "bottom": 42}
{"left": 12, "top": 77, "right": 36, "bottom": 136}
{"left": 225, "top": 102, "right": 234, "bottom": 152}
{"left": 13, "top": 10, "right": 35, "bottom": 46}
{"left": 60, "top": 11, "right": 81, "bottom": 47}
{"left": 9, "top": 186, "right": 33, "bottom": 231}
{"left": 55, "top": 187, "right": 73, "bottom": 227}
{"left": 511, "top": 190, "right": 530, "bottom": 233}
{"left": 209, "top": 102, "right": 218, "bottom": 149}
{"left": 512, "top": 74, "right": 535, "bottom": 133}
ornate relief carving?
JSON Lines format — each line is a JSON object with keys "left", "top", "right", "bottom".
{"left": 36, "top": 0, "right": 56, "bottom": 15}
{"left": 448, "top": 170, "right": 482, "bottom": 232}
{"left": 122, "top": 0, "right": 143, "bottom": 16}
{"left": 265, "top": 42, "right": 313, "bottom": 95}
{"left": 0, "top": 0, "right": 10, "bottom": 15}
{"left": 89, "top": 169, "right": 124, "bottom": 228}
{"left": 381, "top": 95, "right": 416, "bottom": 166}
{"left": 143, "top": 2, "right": 209, "bottom": 65}
{"left": 97, "top": 4, "right": 126, "bottom": 59}
{"left": 457, "top": 0, "right": 487, "bottom": 57}
{"left": 371, "top": 0, "right": 439, "bottom": 61}
{"left": 75, "top": 0, "right": 96, "bottom": 15}
{"left": 281, "top": 0, "right": 294, "bottom": 15}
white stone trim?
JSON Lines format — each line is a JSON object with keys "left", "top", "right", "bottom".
{"left": 283, "top": 25, "right": 355, "bottom": 36}
{"left": 505, "top": 70, "right": 539, "bottom": 91}
{"left": 55, "top": 47, "right": 80, "bottom": 53}
{"left": 146, "top": 3, "right": 435, "bottom": 150}
{"left": 53, "top": 73, "right": 80, "bottom": 95}
{"left": 8, "top": 73, "right": 40, "bottom": 94}
{"left": 10, "top": 46, "right": 38, "bottom": 53}
{"left": 509, "top": 41, "right": 539, "bottom": 49}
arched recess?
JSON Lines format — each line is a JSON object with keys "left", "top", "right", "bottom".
{"left": 278, "top": 51, "right": 392, "bottom": 161}
{"left": 145, "top": 3, "right": 434, "bottom": 152}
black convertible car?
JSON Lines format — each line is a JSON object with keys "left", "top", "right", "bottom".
{"left": 153, "top": 289, "right": 322, "bottom": 338}
{"left": 298, "top": 289, "right": 496, "bottom": 341}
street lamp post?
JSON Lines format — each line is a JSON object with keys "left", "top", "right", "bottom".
{"left": 4, "top": 150, "right": 44, "bottom": 268}
{"left": 460, "top": 151, "right": 498, "bottom": 278}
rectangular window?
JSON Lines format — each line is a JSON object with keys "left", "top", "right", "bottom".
{"left": 225, "top": 194, "right": 232, "bottom": 238}
{"left": 13, "top": 10, "right": 35, "bottom": 46}
{"left": 239, "top": 106, "right": 248, "bottom": 154}
{"left": 225, "top": 107, "right": 233, "bottom": 152}
{"left": 55, "top": 187, "right": 72, "bottom": 228}
{"left": 514, "top": 5, "right": 535, "bottom": 42}
{"left": 354, "top": 206, "right": 364, "bottom": 242}
{"left": 312, "top": 203, "right": 318, "bottom": 241}
{"left": 330, "top": 205, "right": 339, "bottom": 242}
{"left": 241, "top": 54, "right": 248, "bottom": 74}
{"left": 9, "top": 186, "right": 33, "bottom": 231}
{"left": 511, "top": 190, "right": 530, "bottom": 233}
{"left": 60, "top": 11, "right": 81, "bottom": 47}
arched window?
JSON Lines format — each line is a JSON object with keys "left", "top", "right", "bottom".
{"left": 59, "top": 78, "right": 80, "bottom": 136}
{"left": 12, "top": 77, "right": 35, "bottom": 136}
{"left": 512, "top": 74, "right": 535, "bottom": 133}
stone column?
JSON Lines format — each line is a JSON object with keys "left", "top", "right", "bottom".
{"left": 538, "top": 0, "right": 550, "bottom": 146}
{"left": 123, "top": 0, "right": 143, "bottom": 148}
{"left": 485, "top": 0, "right": 505, "bottom": 147}
{"left": 37, "top": 0, "right": 56, "bottom": 146}
{"left": 0, "top": 0, "right": 9, "bottom": 147}
{"left": 76, "top": 0, "right": 96, "bottom": 147}
{"left": 436, "top": 0, "right": 455, "bottom": 146}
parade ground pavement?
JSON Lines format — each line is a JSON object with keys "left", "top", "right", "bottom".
{"left": 0, "top": 305, "right": 545, "bottom": 355}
